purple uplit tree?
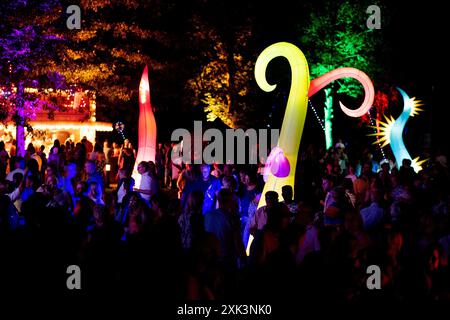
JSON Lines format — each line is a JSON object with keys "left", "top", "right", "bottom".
{"left": 0, "top": 0, "right": 64, "bottom": 156}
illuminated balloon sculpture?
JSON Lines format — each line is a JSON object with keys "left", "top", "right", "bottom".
{"left": 132, "top": 65, "right": 157, "bottom": 187}
{"left": 256, "top": 42, "right": 375, "bottom": 209}
{"left": 369, "top": 87, "right": 426, "bottom": 172}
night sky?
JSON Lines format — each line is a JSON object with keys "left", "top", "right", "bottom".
{"left": 36, "top": 1, "right": 450, "bottom": 156}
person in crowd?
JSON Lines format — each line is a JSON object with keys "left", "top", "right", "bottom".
{"left": 359, "top": 189, "right": 385, "bottom": 231}
{"left": 118, "top": 147, "right": 135, "bottom": 176}
{"left": 249, "top": 191, "right": 280, "bottom": 236}
{"left": 85, "top": 160, "right": 104, "bottom": 192}
{"left": 204, "top": 188, "right": 245, "bottom": 268}
{"left": 88, "top": 181, "right": 105, "bottom": 206}
{"left": 281, "top": 185, "right": 298, "bottom": 220}
{"left": 179, "top": 190, "right": 204, "bottom": 250}
{"left": 134, "top": 161, "right": 156, "bottom": 205}
{"left": 6, "top": 157, "right": 25, "bottom": 182}
{"left": 1, "top": 135, "right": 449, "bottom": 301}
{"left": 0, "top": 141, "right": 10, "bottom": 181}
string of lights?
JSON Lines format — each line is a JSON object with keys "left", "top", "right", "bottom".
{"left": 308, "top": 100, "right": 325, "bottom": 131}
{"left": 367, "top": 109, "right": 386, "bottom": 159}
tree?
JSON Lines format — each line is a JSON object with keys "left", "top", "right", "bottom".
{"left": 299, "top": 1, "right": 385, "bottom": 149}
{"left": 0, "top": 0, "right": 65, "bottom": 157}
{"left": 56, "top": 0, "right": 174, "bottom": 123}
{"left": 185, "top": 0, "right": 260, "bottom": 129}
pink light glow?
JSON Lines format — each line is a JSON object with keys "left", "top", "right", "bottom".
{"left": 309, "top": 67, "right": 375, "bottom": 117}
{"left": 132, "top": 65, "right": 157, "bottom": 186}
{"left": 263, "top": 146, "right": 290, "bottom": 182}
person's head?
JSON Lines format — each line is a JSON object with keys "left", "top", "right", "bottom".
{"left": 137, "top": 161, "right": 149, "bottom": 175}
{"left": 245, "top": 171, "right": 257, "bottom": 186}
{"left": 40, "top": 145, "right": 45, "bottom": 152}
{"left": 53, "top": 139, "right": 60, "bottom": 148}
{"left": 186, "top": 190, "right": 204, "bottom": 214}
{"left": 322, "top": 174, "right": 336, "bottom": 192}
{"left": 46, "top": 164, "right": 57, "bottom": 178}
{"left": 88, "top": 181, "right": 101, "bottom": 200}
{"left": 45, "top": 175, "right": 58, "bottom": 190}
{"left": 402, "top": 158, "right": 412, "bottom": 168}
{"left": 148, "top": 161, "right": 157, "bottom": 176}
{"left": 26, "top": 143, "right": 35, "bottom": 153}
{"left": 362, "top": 162, "right": 372, "bottom": 176}
{"left": 26, "top": 175, "right": 39, "bottom": 190}
{"left": 281, "top": 185, "right": 293, "bottom": 203}
{"left": 265, "top": 191, "right": 279, "bottom": 207}
{"left": 217, "top": 188, "right": 233, "bottom": 210}
{"left": 221, "top": 175, "right": 236, "bottom": 191}
{"left": 84, "top": 160, "right": 96, "bottom": 175}
{"left": 112, "top": 142, "right": 118, "bottom": 148}
{"left": 123, "top": 177, "right": 135, "bottom": 192}
{"left": 64, "top": 163, "right": 77, "bottom": 179}
{"left": 390, "top": 174, "right": 399, "bottom": 188}
{"left": 118, "top": 168, "right": 128, "bottom": 180}
{"left": 26, "top": 159, "right": 39, "bottom": 174}
{"left": 201, "top": 164, "right": 211, "bottom": 180}
{"left": 239, "top": 169, "right": 248, "bottom": 184}
{"left": 124, "top": 139, "right": 130, "bottom": 148}
{"left": 16, "top": 157, "right": 26, "bottom": 169}
{"left": 0, "top": 141, "right": 4, "bottom": 151}
{"left": 380, "top": 160, "right": 390, "bottom": 172}
{"left": 75, "top": 181, "right": 88, "bottom": 197}
{"left": 12, "top": 172, "right": 23, "bottom": 188}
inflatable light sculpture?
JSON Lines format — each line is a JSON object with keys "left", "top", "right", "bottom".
{"left": 132, "top": 65, "right": 157, "bottom": 188}
{"left": 256, "top": 42, "right": 375, "bottom": 209}
{"left": 369, "top": 87, "right": 426, "bottom": 172}
{"left": 246, "top": 42, "right": 375, "bottom": 255}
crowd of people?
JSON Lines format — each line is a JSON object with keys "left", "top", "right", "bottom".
{"left": 0, "top": 136, "right": 449, "bottom": 301}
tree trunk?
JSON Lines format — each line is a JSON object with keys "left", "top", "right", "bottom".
{"left": 324, "top": 87, "right": 333, "bottom": 150}
{"left": 15, "top": 81, "right": 25, "bottom": 158}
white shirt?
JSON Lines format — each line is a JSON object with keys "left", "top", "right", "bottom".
{"left": 139, "top": 172, "right": 152, "bottom": 202}
{"left": 6, "top": 168, "right": 25, "bottom": 182}
{"left": 117, "top": 183, "right": 127, "bottom": 204}
{"left": 7, "top": 187, "right": 22, "bottom": 212}
{"left": 296, "top": 224, "right": 321, "bottom": 264}
{"left": 249, "top": 206, "right": 269, "bottom": 231}
{"left": 360, "top": 202, "right": 384, "bottom": 230}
